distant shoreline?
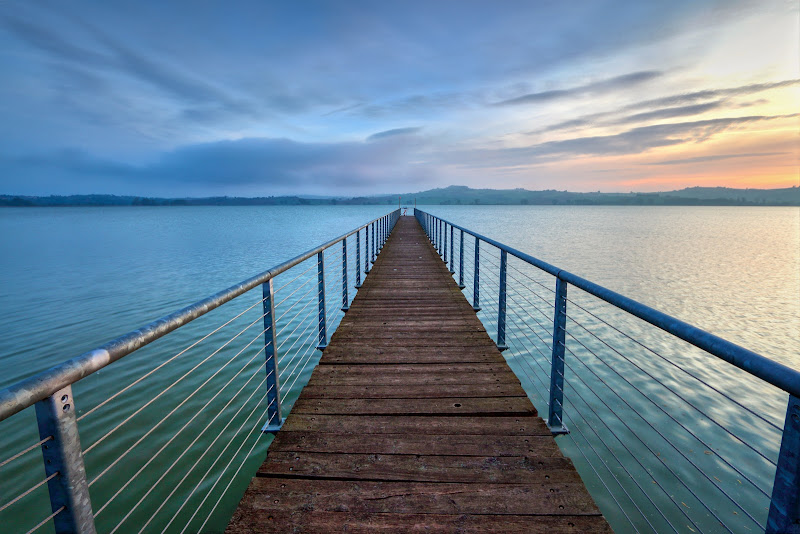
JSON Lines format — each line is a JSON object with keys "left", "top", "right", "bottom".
{"left": 2, "top": 185, "right": 799, "bottom": 207}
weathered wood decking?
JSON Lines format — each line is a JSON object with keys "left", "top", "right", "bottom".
{"left": 227, "top": 216, "right": 611, "bottom": 533}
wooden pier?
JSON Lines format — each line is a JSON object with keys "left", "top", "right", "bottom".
{"left": 227, "top": 216, "right": 610, "bottom": 533}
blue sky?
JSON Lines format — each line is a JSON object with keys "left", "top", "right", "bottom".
{"left": 1, "top": 0, "right": 797, "bottom": 196}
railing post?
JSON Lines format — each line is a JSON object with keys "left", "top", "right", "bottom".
{"left": 365, "top": 224, "right": 371, "bottom": 274}
{"left": 316, "top": 251, "right": 328, "bottom": 351}
{"left": 341, "top": 238, "right": 349, "bottom": 312}
{"left": 426, "top": 214, "right": 430, "bottom": 239}
{"left": 768, "top": 394, "right": 800, "bottom": 532}
{"left": 355, "top": 229, "right": 362, "bottom": 288}
{"left": 35, "top": 385, "right": 97, "bottom": 534}
{"left": 458, "top": 230, "right": 465, "bottom": 289}
{"left": 497, "top": 250, "right": 508, "bottom": 352}
{"left": 449, "top": 225, "right": 455, "bottom": 274}
{"left": 372, "top": 221, "right": 377, "bottom": 262}
{"left": 262, "top": 279, "right": 284, "bottom": 432}
{"left": 439, "top": 219, "right": 443, "bottom": 257}
{"left": 548, "top": 277, "right": 569, "bottom": 435}
{"left": 443, "top": 222, "right": 448, "bottom": 263}
{"left": 473, "top": 238, "right": 481, "bottom": 312}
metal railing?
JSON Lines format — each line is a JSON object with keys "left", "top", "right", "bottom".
{"left": 416, "top": 208, "right": 798, "bottom": 534}
{"left": 0, "top": 210, "right": 400, "bottom": 534}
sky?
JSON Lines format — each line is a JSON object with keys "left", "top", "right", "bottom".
{"left": 0, "top": 0, "right": 798, "bottom": 197}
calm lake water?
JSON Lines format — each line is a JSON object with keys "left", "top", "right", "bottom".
{"left": 0, "top": 205, "right": 797, "bottom": 533}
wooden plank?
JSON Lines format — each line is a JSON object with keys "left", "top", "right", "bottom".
{"left": 280, "top": 414, "right": 553, "bottom": 436}
{"left": 310, "top": 363, "right": 512, "bottom": 375}
{"left": 258, "top": 452, "right": 583, "bottom": 484}
{"left": 269, "top": 432, "right": 562, "bottom": 457}
{"left": 319, "top": 350, "right": 506, "bottom": 364}
{"left": 228, "top": 511, "right": 612, "bottom": 534}
{"left": 298, "top": 383, "right": 526, "bottom": 399}
{"left": 237, "top": 478, "right": 601, "bottom": 515}
{"left": 306, "top": 372, "right": 520, "bottom": 386}
{"left": 317, "top": 338, "right": 498, "bottom": 349}
{"left": 290, "top": 397, "right": 536, "bottom": 416}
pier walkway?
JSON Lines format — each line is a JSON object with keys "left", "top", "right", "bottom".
{"left": 226, "top": 216, "right": 610, "bottom": 533}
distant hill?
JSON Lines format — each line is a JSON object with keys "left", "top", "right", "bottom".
{"left": 395, "top": 185, "right": 800, "bottom": 206}
{"left": 2, "top": 185, "right": 799, "bottom": 207}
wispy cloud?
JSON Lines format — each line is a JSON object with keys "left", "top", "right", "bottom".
{"left": 493, "top": 71, "right": 663, "bottom": 106}
{"left": 367, "top": 127, "right": 421, "bottom": 141}
{"left": 612, "top": 102, "right": 726, "bottom": 125}
{"left": 537, "top": 79, "right": 799, "bottom": 133}
{"left": 460, "top": 114, "right": 798, "bottom": 168}
{"left": 624, "top": 79, "right": 800, "bottom": 111}
{"left": 1, "top": 12, "right": 255, "bottom": 117}
{"left": 644, "top": 152, "right": 788, "bottom": 166}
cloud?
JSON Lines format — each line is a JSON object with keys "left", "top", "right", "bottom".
{"left": 624, "top": 79, "right": 800, "bottom": 111}
{"left": 0, "top": 14, "right": 111, "bottom": 68}
{"left": 1, "top": 12, "right": 255, "bottom": 116}
{"left": 644, "top": 152, "right": 788, "bottom": 166}
{"left": 456, "top": 114, "right": 798, "bottom": 168}
{"left": 537, "top": 79, "right": 799, "bottom": 133}
{"left": 493, "top": 71, "right": 663, "bottom": 106}
{"left": 367, "top": 127, "right": 421, "bottom": 141}
{"left": 0, "top": 136, "right": 435, "bottom": 195}
{"left": 612, "top": 102, "right": 725, "bottom": 125}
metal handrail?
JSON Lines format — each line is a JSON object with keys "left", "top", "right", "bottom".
{"left": 415, "top": 209, "right": 800, "bottom": 398}
{"left": 0, "top": 211, "right": 397, "bottom": 422}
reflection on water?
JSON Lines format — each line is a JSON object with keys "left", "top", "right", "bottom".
{"left": 0, "top": 205, "right": 797, "bottom": 532}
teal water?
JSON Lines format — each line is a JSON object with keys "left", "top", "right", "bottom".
{"left": 0, "top": 206, "right": 797, "bottom": 533}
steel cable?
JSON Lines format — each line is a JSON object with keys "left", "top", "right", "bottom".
{"left": 77, "top": 294, "right": 268, "bottom": 423}
{"left": 164, "top": 399, "right": 275, "bottom": 534}
{"left": 93, "top": 346, "right": 267, "bottom": 516}
{"left": 0, "top": 436, "right": 53, "bottom": 470}
{"left": 24, "top": 506, "right": 65, "bottom": 534}
{"left": 88, "top": 326, "right": 270, "bottom": 487}
{"left": 124, "top": 378, "right": 272, "bottom": 534}
{"left": 563, "top": 319, "right": 773, "bottom": 500}
{"left": 0, "top": 472, "right": 58, "bottom": 514}
{"left": 566, "top": 308, "right": 778, "bottom": 470}
{"left": 566, "top": 294, "right": 782, "bottom": 433}
{"left": 561, "top": 341, "right": 748, "bottom": 531}
{"left": 559, "top": 358, "right": 698, "bottom": 532}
